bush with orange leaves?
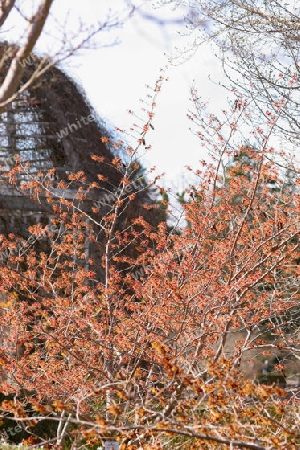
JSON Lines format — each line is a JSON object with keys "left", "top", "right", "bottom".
{"left": 0, "top": 89, "right": 300, "bottom": 450}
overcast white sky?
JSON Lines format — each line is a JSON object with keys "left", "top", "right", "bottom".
{"left": 4, "top": 0, "right": 229, "bottom": 189}
{"left": 55, "top": 1, "right": 228, "bottom": 189}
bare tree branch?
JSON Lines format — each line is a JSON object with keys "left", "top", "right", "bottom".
{"left": 0, "top": 0, "right": 54, "bottom": 113}
{"left": 0, "top": 0, "right": 15, "bottom": 28}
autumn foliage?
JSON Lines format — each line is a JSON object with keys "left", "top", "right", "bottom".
{"left": 0, "top": 81, "right": 299, "bottom": 450}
